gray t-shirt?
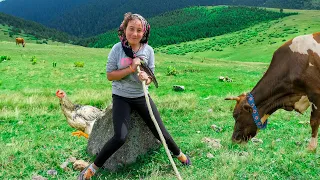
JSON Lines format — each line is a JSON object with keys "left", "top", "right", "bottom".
{"left": 106, "top": 42, "right": 155, "bottom": 98}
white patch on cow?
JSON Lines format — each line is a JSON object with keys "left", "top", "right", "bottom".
{"left": 289, "top": 34, "right": 320, "bottom": 56}
{"left": 294, "top": 96, "right": 310, "bottom": 113}
{"left": 309, "top": 62, "right": 314, "bottom": 66}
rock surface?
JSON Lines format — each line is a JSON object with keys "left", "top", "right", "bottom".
{"left": 87, "top": 104, "right": 160, "bottom": 171}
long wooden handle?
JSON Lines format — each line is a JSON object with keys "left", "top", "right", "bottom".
{"left": 137, "top": 66, "right": 182, "bottom": 180}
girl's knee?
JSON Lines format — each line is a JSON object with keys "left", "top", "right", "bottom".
{"left": 113, "top": 135, "right": 128, "bottom": 144}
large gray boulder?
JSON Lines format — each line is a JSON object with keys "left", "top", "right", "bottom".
{"left": 87, "top": 104, "right": 160, "bottom": 171}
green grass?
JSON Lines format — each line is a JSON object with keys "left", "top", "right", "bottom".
{"left": 1, "top": 8, "right": 320, "bottom": 180}
{"left": 0, "top": 24, "right": 68, "bottom": 46}
{"left": 1, "top": 41, "right": 319, "bottom": 179}
{"left": 156, "top": 9, "right": 320, "bottom": 63}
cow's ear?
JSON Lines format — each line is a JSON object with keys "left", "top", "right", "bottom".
{"left": 243, "top": 104, "right": 253, "bottom": 113}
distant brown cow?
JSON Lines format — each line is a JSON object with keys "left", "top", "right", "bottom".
{"left": 16, "top": 38, "right": 25, "bottom": 47}
{"left": 225, "top": 32, "right": 320, "bottom": 151}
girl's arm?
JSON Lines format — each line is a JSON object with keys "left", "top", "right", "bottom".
{"left": 107, "top": 57, "right": 141, "bottom": 81}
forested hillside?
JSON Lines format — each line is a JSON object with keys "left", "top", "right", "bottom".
{"left": 0, "top": 0, "right": 88, "bottom": 26}
{"left": 77, "top": 6, "right": 295, "bottom": 48}
{"left": 0, "top": 0, "right": 318, "bottom": 37}
{"left": 0, "top": 12, "right": 77, "bottom": 43}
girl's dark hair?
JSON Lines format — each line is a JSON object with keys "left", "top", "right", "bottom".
{"left": 121, "top": 12, "right": 137, "bottom": 30}
{"left": 118, "top": 12, "right": 150, "bottom": 44}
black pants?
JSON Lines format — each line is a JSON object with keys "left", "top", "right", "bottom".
{"left": 94, "top": 94, "right": 181, "bottom": 167}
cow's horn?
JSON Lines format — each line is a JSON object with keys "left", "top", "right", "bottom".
{"left": 224, "top": 97, "right": 240, "bottom": 101}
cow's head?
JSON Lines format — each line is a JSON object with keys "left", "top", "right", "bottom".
{"left": 225, "top": 93, "right": 258, "bottom": 143}
{"left": 22, "top": 43, "right": 25, "bottom": 47}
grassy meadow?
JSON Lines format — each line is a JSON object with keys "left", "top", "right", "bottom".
{"left": 1, "top": 8, "right": 320, "bottom": 180}
{"left": 157, "top": 9, "right": 320, "bottom": 63}
{"left": 0, "top": 24, "right": 69, "bottom": 46}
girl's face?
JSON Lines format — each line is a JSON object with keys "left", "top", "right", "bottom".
{"left": 125, "top": 19, "right": 144, "bottom": 46}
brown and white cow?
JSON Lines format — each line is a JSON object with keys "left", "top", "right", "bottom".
{"left": 225, "top": 32, "right": 320, "bottom": 151}
{"left": 15, "top": 37, "right": 25, "bottom": 47}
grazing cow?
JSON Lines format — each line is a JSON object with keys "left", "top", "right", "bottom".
{"left": 225, "top": 32, "right": 320, "bottom": 151}
{"left": 15, "top": 38, "right": 25, "bottom": 47}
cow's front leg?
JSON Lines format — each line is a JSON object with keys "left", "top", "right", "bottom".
{"left": 308, "top": 102, "right": 320, "bottom": 151}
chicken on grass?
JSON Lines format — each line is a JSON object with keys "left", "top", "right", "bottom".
{"left": 56, "top": 90, "right": 105, "bottom": 139}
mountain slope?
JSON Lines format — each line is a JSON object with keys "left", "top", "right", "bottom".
{"left": 0, "top": 0, "right": 88, "bottom": 26}
{"left": 0, "top": 0, "right": 319, "bottom": 37}
{"left": 77, "top": 6, "right": 294, "bottom": 48}
{"left": 0, "top": 12, "right": 77, "bottom": 43}
{"left": 157, "top": 9, "right": 320, "bottom": 63}
{"left": 50, "top": 0, "right": 227, "bottom": 37}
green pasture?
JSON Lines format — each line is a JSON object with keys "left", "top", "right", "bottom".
{"left": 1, "top": 41, "right": 319, "bottom": 179}
{"left": 1, "top": 8, "right": 320, "bottom": 180}
{"left": 157, "top": 9, "right": 320, "bottom": 63}
{"left": 0, "top": 24, "right": 67, "bottom": 46}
